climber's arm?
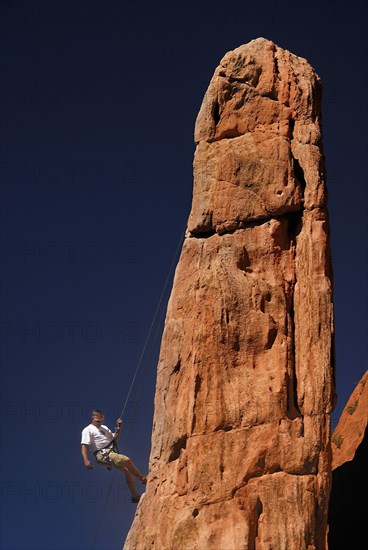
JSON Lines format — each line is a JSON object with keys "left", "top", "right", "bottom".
{"left": 81, "top": 444, "right": 93, "bottom": 469}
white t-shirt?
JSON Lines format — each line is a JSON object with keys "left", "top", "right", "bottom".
{"left": 81, "top": 424, "right": 113, "bottom": 453}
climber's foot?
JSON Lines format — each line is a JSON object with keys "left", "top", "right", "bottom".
{"left": 131, "top": 494, "right": 141, "bottom": 503}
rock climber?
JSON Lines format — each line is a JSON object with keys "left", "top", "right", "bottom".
{"left": 81, "top": 408, "right": 147, "bottom": 503}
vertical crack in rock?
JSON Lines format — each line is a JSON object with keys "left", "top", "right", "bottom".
{"left": 191, "top": 374, "right": 202, "bottom": 432}
{"left": 292, "top": 155, "right": 307, "bottom": 196}
{"left": 213, "top": 99, "right": 221, "bottom": 127}
{"left": 168, "top": 435, "right": 187, "bottom": 463}
{"left": 255, "top": 498, "right": 263, "bottom": 540}
{"left": 288, "top": 116, "right": 295, "bottom": 136}
{"left": 287, "top": 209, "right": 303, "bottom": 242}
{"left": 267, "top": 47, "right": 279, "bottom": 101}
{"left": 124, "top": 37, "right": 335, "bottom": 550}
{"left": 287, "top": 285, "right": 302, "bottom": 420}
{"left": 172, "top": 357, "right": 181, "bottom": 374}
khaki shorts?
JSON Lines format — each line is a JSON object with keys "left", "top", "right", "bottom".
{"left": 95, "top": 448, "right": 129, "bottom": 469}
{"left": 108, "top": 450, "right": 129, "bottom": 469}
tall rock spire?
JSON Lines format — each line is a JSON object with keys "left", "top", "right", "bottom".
{"left": 124, "top": 37, "right": 336, "bottom": 549}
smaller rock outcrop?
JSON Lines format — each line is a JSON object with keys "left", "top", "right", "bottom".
{"left": 328, "top": 370, "right": 368, "bottom": 549}
{"left": 331, "top": 369, "right": 368, "bottom": 470}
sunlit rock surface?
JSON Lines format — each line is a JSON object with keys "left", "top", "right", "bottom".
{"left": 331, "top": 369, "right": 367, "bottom": 470}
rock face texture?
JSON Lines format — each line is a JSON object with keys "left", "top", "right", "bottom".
{"left": 124, "top": 38, "right": 336, "bottom": 550}
{"left": 328, "top": 371, "right": 368, "bottom": 549}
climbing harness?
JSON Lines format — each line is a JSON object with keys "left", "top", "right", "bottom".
{"left": 93, "top": 440, "right": 118, "bottom": 470}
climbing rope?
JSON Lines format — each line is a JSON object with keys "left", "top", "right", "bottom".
{"left": 89, "top": 226, "right": 186, "bottom": 550}
{"left": 119, "top": 226, "right": 186, "bottom": 419}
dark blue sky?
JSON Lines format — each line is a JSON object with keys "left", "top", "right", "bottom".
{"left": 0, "top": 1, "right": 367, "bottom": 549}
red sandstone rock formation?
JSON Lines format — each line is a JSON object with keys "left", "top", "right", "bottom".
{"left": 331, "top": 370, "right": 367, "bottom": 470}
{"left": 124, "top": 37, "right": 336, "bottom": 550}
{"left": 328, "top": 370, "right": 367, "bottom": 548}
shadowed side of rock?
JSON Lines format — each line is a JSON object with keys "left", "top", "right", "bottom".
{"left": 328, "top": 370, "right": 368, "bottom": 548}
{"left": 124, "top": 38, "right": 335, "bottom": 550}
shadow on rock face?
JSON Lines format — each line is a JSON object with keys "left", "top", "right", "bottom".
{"left": 328, "top": 425, "right": 368, "bottom": 549}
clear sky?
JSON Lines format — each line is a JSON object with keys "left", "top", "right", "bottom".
{"left": 0, "top": 1, "right": 367, "bottom": 549}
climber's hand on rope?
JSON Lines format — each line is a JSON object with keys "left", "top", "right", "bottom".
{"left": 85, "top": 460, "right": 93, "bottom": 470}
{"left": 114, "top": 418, "right": 123, "bottom": 440}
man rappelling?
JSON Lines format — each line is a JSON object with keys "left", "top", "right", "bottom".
{"left": 81, "top": 408, "right": 147, "bottom": 503}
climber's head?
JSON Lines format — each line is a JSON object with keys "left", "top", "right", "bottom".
{"left": 91, "top": 408, "right": 104, "bottom": 425}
